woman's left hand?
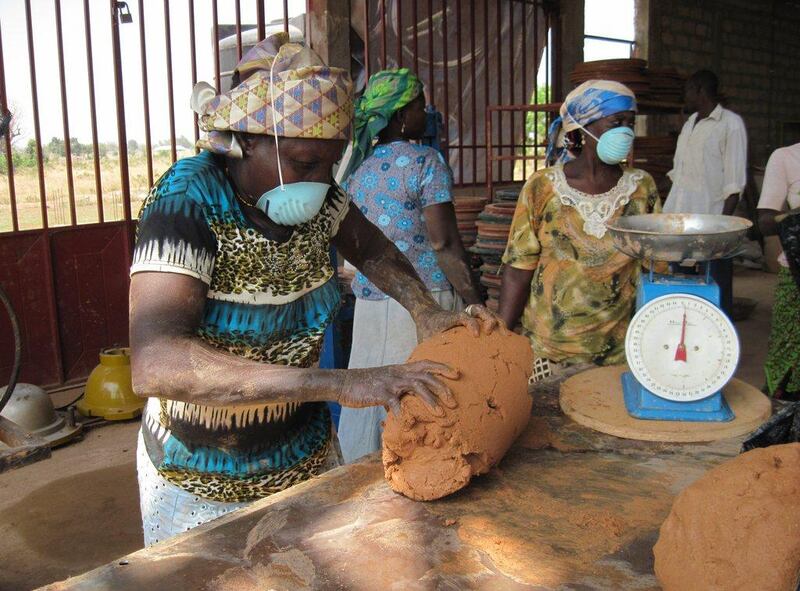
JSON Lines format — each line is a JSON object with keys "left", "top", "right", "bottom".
{"left": 415, "top": 304, "right": 507, "bottom": 342}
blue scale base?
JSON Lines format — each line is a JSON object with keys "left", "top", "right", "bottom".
{"left": 622, "top": 371, "right": 734, "bottom": 422}
{"left": 623, "top": 271, "right": 735, "bottom": 422}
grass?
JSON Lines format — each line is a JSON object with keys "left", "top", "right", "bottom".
{"left": 0, "top": 143, "right": 545, "bottom": 233}
{"left": 0, "top": 152, "right": 181, "bottom": 233}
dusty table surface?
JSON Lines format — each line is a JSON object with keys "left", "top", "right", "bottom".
{"left": 42, "top": 370, "right": 749, "bottom": 591}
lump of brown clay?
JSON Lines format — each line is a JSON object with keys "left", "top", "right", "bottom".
{"left": 382, "top": 326, "right": 533, "bottom": 501}
{"left": 654, "top": 443, "right": 800, "bottom": 591}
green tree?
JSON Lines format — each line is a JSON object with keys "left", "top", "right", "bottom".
{"left": 46, "top": 136, "right": 65, "bottom": 158}
{"left": 524, "top": 85, "right": 552, "bottom": 158}
{"left": 70, "top": 137, "right": 91, "bottom": 157}
{"left": 23, "top": 138, "right": 42, "bottom": 166}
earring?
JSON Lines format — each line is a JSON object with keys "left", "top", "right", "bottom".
{"left": 401, "top": 121, "right": 407, "bottom": 136}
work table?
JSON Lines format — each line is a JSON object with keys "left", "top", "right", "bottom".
{"left": 42, "top": 371, "right": 744, "bottom": 591}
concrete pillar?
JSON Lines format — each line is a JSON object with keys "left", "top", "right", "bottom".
{"left": 307, "top": 0, "right": 351, "bottom": 70}
{"left": 634, "top": 0, "right": 651, "bottom": 61}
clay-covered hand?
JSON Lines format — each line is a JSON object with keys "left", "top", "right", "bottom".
{"left": 338, "top": 362, "right": 460, "bottom": 416}
{"left": 414, "top": 303, "right": 507, "bottom": 341}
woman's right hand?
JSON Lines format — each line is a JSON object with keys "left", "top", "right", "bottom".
{"left": 338, "top": 362, "right": 460, "bottom": 416}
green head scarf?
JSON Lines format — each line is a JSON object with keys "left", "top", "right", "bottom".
{"left": 341, "top": 68, "right": 423, "bottom": 180}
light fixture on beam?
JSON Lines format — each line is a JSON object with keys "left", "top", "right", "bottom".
{"left": 115, "top": 1, "right": 133, "bottom": 25}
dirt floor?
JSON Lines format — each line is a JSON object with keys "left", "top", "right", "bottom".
{"left": 0, "top": 421, "right": 141, "bottom": 591}
{"left": 0, "top": 268, "right": 778, "bottom": 591}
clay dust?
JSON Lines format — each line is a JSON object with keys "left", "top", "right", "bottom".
{"left": 420, "top": 449, "right": 673, "bottom": 589}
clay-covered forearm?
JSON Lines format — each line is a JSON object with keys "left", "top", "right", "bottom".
{"left": 360, "top": 242, "right": 440, "bottom": 319}
{"left": 129, "top": 272, "right": 350, "bottom": 407}
{"left": 498, "top": 266, "right": 534, "bottom": 330}
{"left": 129, "top": 266, "right": 458, "bottom": 409}
{"left": 131, "top": 334, "right": 349, "bottom": 407}
{"left": 334, "top": 208, "right": 439, "bottom": 320}
{"left": 434, "top": 246, "right": 482, "bottom": 305}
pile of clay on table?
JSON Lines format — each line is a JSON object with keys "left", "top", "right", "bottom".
{"left": 654, "top": 443, "right": 800, "bottom": 591}
{"left": 382, "top": 326, "right": 533, "bottom": 501}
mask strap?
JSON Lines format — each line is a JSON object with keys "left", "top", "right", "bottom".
{"left": 567, "top": 111, "right": 600, "bottom": 142}
{"left": 268, "top": 57, "right": 286, "bottom": 191}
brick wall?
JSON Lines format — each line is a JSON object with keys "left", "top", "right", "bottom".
{"left": 642, "top": 0, "right": 800, "bottom": 166}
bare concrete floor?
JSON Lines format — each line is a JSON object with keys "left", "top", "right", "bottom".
{"left": 731, "top": 268, "right": 777, "bottom": 389}
{"left": 0, "top": 268, "right": 779, "bottom": 591}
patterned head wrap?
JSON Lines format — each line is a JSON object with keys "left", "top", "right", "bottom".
{"left": 191, "top": 33, "right": 354, "bottom": 158}
{"left": 341, "top": 68, "right": 423, "bottom": 179}
{"left": 545, "top": 80, "right": 636, "bottom": 166}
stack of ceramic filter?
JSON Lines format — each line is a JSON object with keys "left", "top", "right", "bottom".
{"left": 454, "top": 196, "right": 488, "bottom": 295}
{"left": 453, "top": 196, "right": 488, "bottom": 249}
{"left": 570, "top": 59, "right": 650, "bottom": 98}
{"left": 470, "top": 188, "right": 520, "bottom": 311}
{"left": 646, "top": 67, "right": 685, "bottom": 104}
{"left": 569, "top": 60, "right": 685, "bottom": 106}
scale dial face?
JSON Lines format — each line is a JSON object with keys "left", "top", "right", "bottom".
{"left": 625, "top": 294, "right": 740, "bottom": 402}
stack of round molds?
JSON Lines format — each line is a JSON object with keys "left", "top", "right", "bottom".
{"left": 570, "top": 58, "right": 650, "bottom": 98}
{"left": 469, "top": 187, "right": 520, "bottom": 311}
{"left": 453, "top": 196, "right": 488, "bottom": 249}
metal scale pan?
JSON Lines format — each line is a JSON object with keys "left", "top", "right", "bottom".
{"left": 603, "top": 213, "right": 755, "bottom": 423}
{"left": 605, "top": 213, "right": 753, "bottom": 263}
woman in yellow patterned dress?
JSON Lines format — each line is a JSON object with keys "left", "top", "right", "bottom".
{"left": 499, "top": 81, "right": 660, "bottom": 381}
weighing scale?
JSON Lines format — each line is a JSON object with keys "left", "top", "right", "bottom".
{"left": 605, "top": 214, "right": 753, "bottom": 423}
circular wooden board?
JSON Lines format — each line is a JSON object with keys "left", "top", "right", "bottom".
{"left": 559, "top": 365, "right": 772, "bottom": 442}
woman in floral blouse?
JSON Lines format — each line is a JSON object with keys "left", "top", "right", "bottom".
{"left": 500, "top": 80, "right": 660, "bottom": 382}
{"left": 337, "top": 69, "right": 483, "bottom": 462}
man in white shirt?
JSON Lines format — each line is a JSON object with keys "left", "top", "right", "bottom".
{"left": 664, "top": 70, "right": 748, "bottom": 315}
{"left": 756, "top": 142, "right": 800, "bottom": 399}
{"left": 664, "top": 70, "right": 748, "bottom": 215}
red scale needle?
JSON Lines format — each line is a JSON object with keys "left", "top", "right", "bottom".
{"left": 674, "top": 310, "right": 688, "bottom": 362}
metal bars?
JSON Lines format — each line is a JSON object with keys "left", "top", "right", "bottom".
{"left": 165, "top": 0, "right": 177, "bottom": 163}
{"left": 485, "top": 103, "right": 561, "bottom": 199}
{"left": 0, "top": 23, "right": 18, "bottom": 232}
{"left": 24, "top": 0, "right": 48, "bottom": 229}
{"left": 54, "top": 0, "right": 77, "bottom": 226}
{"left": 138, "top": 0, "right": 154, "bottom": 188}
{"left": 110, "top": 0, "right": 132, "bottom": 225}
{"left": 0, "top": 0, "right": 294, "bottom": 234}
{"left": 365, "top": 0, "right": 555, "bottom": 188}
{"left": 189, "top": 0, "right": 199, "bottom": 151}
{"left": 0, "top": 0, "right": 554, "bottom": 235}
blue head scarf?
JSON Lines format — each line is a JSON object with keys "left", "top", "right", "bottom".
{"left": 546, "top": 80, "right": 637, "bottom": 166}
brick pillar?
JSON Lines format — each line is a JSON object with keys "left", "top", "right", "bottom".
{"left": 307, "top": 0, "right": 352, "bottom": 71}
{"left": 557, "top": 0, "right": 585, "bottom": 99}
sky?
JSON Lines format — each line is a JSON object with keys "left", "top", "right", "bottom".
{"left": 1, "top": 0, "right": 634, "bottom": 147}
{"left": 0, "top": 0, "right": 306, "bottom": 146}
{"left": 584, "top": 0, "right": 636, "bottom": 60}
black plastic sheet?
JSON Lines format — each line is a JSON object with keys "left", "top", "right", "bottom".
{"left": 777, "top": 207, "right": 800, "bottom": 289}
{"left": 741, "top": 402, "right": 800, "bottom": 452}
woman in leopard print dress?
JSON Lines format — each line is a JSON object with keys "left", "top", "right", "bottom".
{"left": 130, "top": 34, "right": 502, "bottom": 546}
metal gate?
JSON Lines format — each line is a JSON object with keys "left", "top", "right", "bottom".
{"left": 0, "top": 0, "right": 557, "bottom": 388}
